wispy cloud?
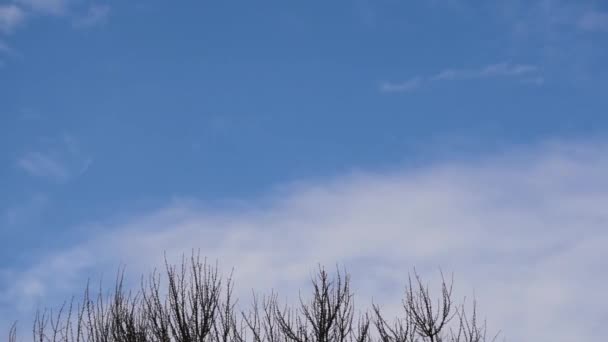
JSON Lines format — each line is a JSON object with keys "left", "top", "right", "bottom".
{"left": 2, "top": 193, "right": 49, "bottom": 227}
{"left": 0, "top": 1, "right": 110, "bottom": 68}
{"left": 2, "top": 140, "right": 608, "bottom": 342}
{"left": 0, "top": 5, "right": 26, "bottom": 34}
{"left": 16, "top": 0, "right": 70, "bottom": 16}
{"left": 381, "top": 62, "right": 540, "bottom": 93}
{"left": 421, "top": 1, "right": 607, "bottom": 85}
{"left": 16, "top": 135, "right": 92, "bottom": 183}
{"left": 380, "top": 77, "right": 422, "bottom": 93}
{"left": 579, "top": 10, "right": 608, "bottom": 32}
{"left": 1, "top": 1, "right": 110, "bottom": 37}
{"left": 431, "top": 62, "right": 538, "bottom": 81}
{"left": 72, "top": 4, "right": 110, "bottom": 28}
{"left": 17, "top": 152, "right": 70, "bottom": 182}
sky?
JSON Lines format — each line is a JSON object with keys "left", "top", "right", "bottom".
{"left": 1, "top": 0, "right": 608, "bottom": 341}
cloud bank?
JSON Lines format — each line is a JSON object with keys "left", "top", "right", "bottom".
{"left": 2, "top": 140, "right": 608, "bottom": 342}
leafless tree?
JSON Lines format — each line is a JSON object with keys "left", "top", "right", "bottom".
{"left": 269, "top": 267, "right": 371, "bottom": 342}
{"left": 10, "top": 254, "right": 499, "bottom": 342}
{"left": 242, "top": 292, "right": 284, "bottom": 342}
{"left": 9, "top": 322, "right": 17, "bottom": 342}
{"left": 373, "top": 271, "right": 499, "bottom": 342}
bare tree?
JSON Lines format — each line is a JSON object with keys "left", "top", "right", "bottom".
{"left": 373, "top": 271, "right": 499, "bottom": 342}
{"left": 10, "top": 254, "right": 499, "bottom": 342}
{"left": 9, "top": 322, "right": 17, "bottom": 342}
{"left": 242, "top": 293, "right": 284, "bottom": 342}
{"left": 270, "top": 266, "right": 370, "bottom": 342}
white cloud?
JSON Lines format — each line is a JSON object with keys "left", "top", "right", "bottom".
{"left": 17, "top": 152, "right": 70, "bottom": 182}
{"left": 16, "top": 135, "right": 92, "bottom": 182}
{"left": 15, "top": 0, "right": 112, "bottom": 21}
{"left": 432, "top": 62, "right": 538, "bottom": 81}
{"left": 72, "top": 4, "right": 110, "bottom": 28}
{"left": 16, "top": 0, "right": 70, "bottom": 15}
{"left": 382, "top": 62, "right": 540, "bottom": 92}
{"left": 380, "top": 77, "right": 422, "bottom": 93}
{"left": 0, "top": 5, "right": 25, "bottom": 34}
{"left": 1, "top": 0, "right": 111, "bottom": 42}
{"left": 2, "top": 140, "right": 608, "bottom": 342}
{"left": 579, "top": 10, "right": 608, "bottom": 32}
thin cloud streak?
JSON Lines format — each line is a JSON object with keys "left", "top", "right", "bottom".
{"left": 2, "top": 140, "right": 608, "bottom": 342}
{"left": 431, "top": 62, "right": 538, "bottom": 81}
{"left": 380, "top": 77, "right": 422, "bottom": 93}
{"left": 381, "top": 62, "right": 540, "bottom": 93}
{"left": 17, "top": 152, "right": 70, "bottom": 182}
{"left": 0, "top": 0, "right": 109, "bottom": 45}
{"left": 16, "top": 135, "right": 92, "bottom": 182}
{"left": 16, "top": 0, "right": 70, "bottom": 16}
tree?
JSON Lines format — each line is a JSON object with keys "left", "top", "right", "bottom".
{"left": 9, "top": 252, "right": 499, "bottom": 342}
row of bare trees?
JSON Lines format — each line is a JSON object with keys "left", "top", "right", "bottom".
{"left": 8, "top": 253, "right": 499, "bottom": 342}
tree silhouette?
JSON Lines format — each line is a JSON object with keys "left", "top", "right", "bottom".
{"left": 9, "top": 252, "right": 499, "bottom": 342}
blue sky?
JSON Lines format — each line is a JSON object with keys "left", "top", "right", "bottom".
{"left": 1, "top": 1, "right": 608, "bottom": 341}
